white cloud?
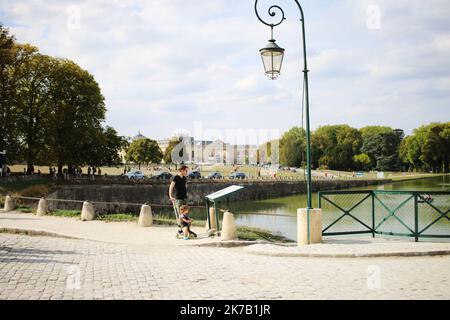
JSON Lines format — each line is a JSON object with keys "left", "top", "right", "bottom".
{"left": 0, "top": 0, "right": 449, "bottom": 140}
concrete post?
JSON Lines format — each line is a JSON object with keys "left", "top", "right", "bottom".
{"left": 297, "top": 208, "right": 323, "bottom": 246}
{"left": 81, "top": 201, "right": 96, "bottom": 221}
{"left": 4, "top": 195, "right": 15, "bottom": 212}
{"left": 221, "top": 211, "right": 238, "bottom": 241}
{"left": 36, "top": 198, "right": 48, "bottom": 216}
{"left": 205, "top": 207, "right": 217, "bottom": 231}
{"left": 138, "top": 205, "right": 153, "bottom": 227}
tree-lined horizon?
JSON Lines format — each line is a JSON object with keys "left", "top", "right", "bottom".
{"left": 274, "top": 123, "right": 449, "bottom": 173}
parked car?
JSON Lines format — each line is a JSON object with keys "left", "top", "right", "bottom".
{"left": 229, "top": 172, "right": 246, "bottom": 180}
{"left": 207, "top": 172, "right": 223, "bottom": 180}
{"left": 124, "top": 170, "right": 145, "bottom": 180}
{"left": 151, "top": 171, "right": 173, "bottom": 180}
{"left": 188, "top": 170, "right": 202, "bottom": 179}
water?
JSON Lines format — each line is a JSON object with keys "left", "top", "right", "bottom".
{"left": 226, "top": 175, "right": 450, "bottom": 241}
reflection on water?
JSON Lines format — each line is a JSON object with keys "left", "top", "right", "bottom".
{"left": 227, "top": 175, "right": 450, "bottom": 241}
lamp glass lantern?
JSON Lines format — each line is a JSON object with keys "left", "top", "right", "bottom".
{"left": 259, "top": 39, "right": 285, "bottom": 80}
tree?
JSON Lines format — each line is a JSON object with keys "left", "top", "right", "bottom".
{"left": 85, "top": 126, "right": 128, "bottom": 168}
{"left": 280, "top": 127, "right": 306, "bottom": 167}
{"left": 353, "top": 154, "right": 372, "bottom": 171}
{"left": 0, "top": 25, "right": 21, "bottom": 162}
{"left": 312, "top": 125, "right": 362, "bottom": 170}
{"left": 163, "top": 137, "right": 183, "bottom": 164}
{"left": 415, "top": 123, "right": 450, "bottom": 173}
{"left": 359, "top": 126, "right": 394, "bottom": 166}
{"left": 361, "top": 131, "right": 401, "bottom": 171}
{"left": 14, "top": 46, "right": 54, "bottom": 173}
{"left": 126, "top": 138, "right": 163, "bottom": 169}
{"left": 45, "top": 59, "right": 107, "bottom": 174}
{"left": 1, "top": 25, "right": 125, "bottom": 174}
{"left": 400, "top": 135, "right": 422, "bottom": 171}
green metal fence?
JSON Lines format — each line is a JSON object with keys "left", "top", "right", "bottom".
{"left": 319, "top": 190, "right": 450, "bottom": 242}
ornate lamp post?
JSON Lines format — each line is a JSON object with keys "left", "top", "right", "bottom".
{"left": 255, "top": 1, "right": 319, "bottom": 245}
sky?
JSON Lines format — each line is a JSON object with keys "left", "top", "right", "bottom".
{"left": 1, "top": 0, "right": 449, "bottom": 145}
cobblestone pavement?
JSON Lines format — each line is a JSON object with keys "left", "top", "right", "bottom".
{"left": 1, "top": 233, "right": 449, "bottom": 300}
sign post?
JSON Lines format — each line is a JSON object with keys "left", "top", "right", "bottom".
{"left": 205, "top": 185, "right": 245, "bottom": 236}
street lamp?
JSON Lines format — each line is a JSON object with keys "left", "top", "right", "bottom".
{"left": 260, "top": 39, "right": 285, "bottom": 80}
{"left": 255, "top": 1, "right": 318, "bottom": 245}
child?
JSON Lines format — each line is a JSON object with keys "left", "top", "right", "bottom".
{"left": 179, "top": 205, "right": 194, "bottom": 240}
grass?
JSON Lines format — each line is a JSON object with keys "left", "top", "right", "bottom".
{"left": 16, "top": 206, "right": 33, "bottom": 213}
{"left": 0, "top": 179, "right": 56, "bottom": 198}
{"left": 96, "top": 213, "right": 138, "bottom": 222}
{"left": 47, "top": 210, "right": 81, "bottom": 218}
{"left": 390, "top": 173, "right": 448, "bottom": 182}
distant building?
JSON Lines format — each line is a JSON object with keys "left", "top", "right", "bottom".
{"left": 123, "top": 132, "right": 258, "bottom": 165}
{"left": 132, "top": 131, "right": 146, "bottom": 142}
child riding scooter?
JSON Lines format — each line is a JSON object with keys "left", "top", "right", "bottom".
{"left": 176, "top": 205, "right": 197, "bottom": 240}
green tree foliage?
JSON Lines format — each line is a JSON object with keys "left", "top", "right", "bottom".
{"left": 45, "top": 59, "right": 107, "bottom": 173}
{"left": 126, "top": 138, "right": 163, "bottom": 168}
{"left": 359, "top": 126, "right": 394, "bottom": 166}
{"left": 361, "top": 131, "right": 401, "bottom": 171}
{"left": 0, "top": 25, "right": 21, "bottom": 161}
{"left": 14, "top": 46, "right": 54, "bottom": 173}
{"left": 0, "top": 25, "right": 125, "bottom": 173}
{"left": 403, "top": 123, "right": 450, "bottom": 173}
{"left": 400, "top": 135, "right": 422, "bottom": 171}
{"left": 353, "top": 154, "right": 372, "bottom": 171}
{"left": 85, "top": 126, "right": 128, "bottom": 168}
{"left": 280, "top": 127, "right": 306, "bottom": 167}
{"left": 163, "top": 137, "right": 183, "bottom": 164}
{"left": 313, "top": 125, "right": 362, "bottom": 171}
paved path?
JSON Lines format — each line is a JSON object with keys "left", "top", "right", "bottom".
{"left": 0, "top": 211, "right": 214, "bottom": 247}
{"left": 1, "top": 233, "right": 449, "bottom": 300}
{"left": 1, "top": 211, "right": 450, "bottom": 299}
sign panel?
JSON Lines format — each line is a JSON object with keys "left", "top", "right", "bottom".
{"left": 206, "top": 185, "right": 245, "bottom": 201}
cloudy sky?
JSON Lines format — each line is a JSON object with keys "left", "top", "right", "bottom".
{"left": 1, "top": 0, "right": 449, "bottom": 144}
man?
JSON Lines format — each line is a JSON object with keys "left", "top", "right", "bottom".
{"left": 169, "top": 165, "right": 189, "bottom": 207}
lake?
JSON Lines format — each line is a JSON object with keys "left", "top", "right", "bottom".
{"left": 227, "top": 175, "right": 450, "bottom": 241}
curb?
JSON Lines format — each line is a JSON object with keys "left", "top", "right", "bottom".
{"left": 188, "top": 240, "right": 272, "bottom": 248}
{"left": 244, "top": 245, "right": 450, "bottom": 258}
{"left": 0, "top": 227, "right": 83, "bottom": 240}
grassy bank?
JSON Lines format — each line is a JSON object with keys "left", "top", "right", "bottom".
{"left": 390, "top": 173, "right": 449, "bottom": 182}
{"left": 0, "top": 179, "right": 56, "bottom": 198}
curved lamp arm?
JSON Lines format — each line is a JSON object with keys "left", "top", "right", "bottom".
{"left": 254, "top": 0, "right": 313, "bottom": 211}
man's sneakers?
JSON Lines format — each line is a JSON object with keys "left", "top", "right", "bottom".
{"left": 183, "top": 236, "right": 190, "bottom": 240}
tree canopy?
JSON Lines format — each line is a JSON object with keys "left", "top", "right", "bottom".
{"left": 126, "top": 138, "right": 163, "bottom": 168}
{"left": 0, "top": 25, "right": 126, "bottom": 174}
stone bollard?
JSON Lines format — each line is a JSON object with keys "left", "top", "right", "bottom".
{"left": 4, "top": 195, "right": 15, "bottom": 212}
{"left": 297, "top": 208, "right": 323, "bottom": 246}
{"left": 81, "top": 201, "right": 96, "bottom": 221}
{"left": 205, "top": 207, "right": 217, "bottom": 231}
{"left": 36, "top": 198, "right": 48, "bottom": 216}
{"left": 221, "top": 211, "right": 238, "bottom": 241}
{"left": 138, "top": 205, "right": 153, "bottom": 227}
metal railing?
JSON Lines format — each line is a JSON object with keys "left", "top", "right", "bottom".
{"left": 319, "top": 190, "right": 450, "bottom": 242}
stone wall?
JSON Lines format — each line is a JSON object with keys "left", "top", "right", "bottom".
{"left": 47, "top": 179, "right": 391, "bottom": 214}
